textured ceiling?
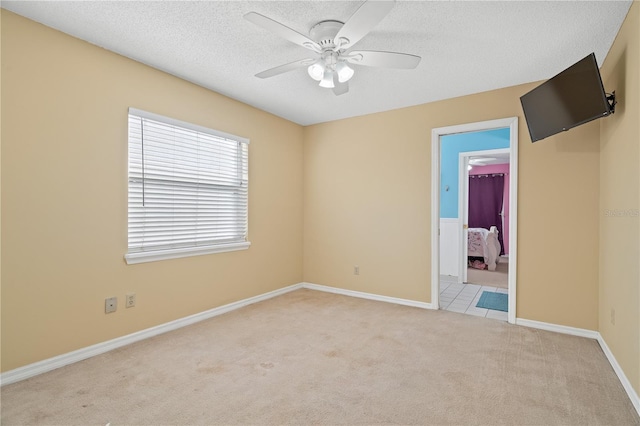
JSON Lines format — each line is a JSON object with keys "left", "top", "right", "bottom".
{"left": 2, "top": 1, "right": 632, "bottom": 126}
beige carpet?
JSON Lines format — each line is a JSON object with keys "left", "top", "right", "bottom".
{"left": 467, "top": 256, "right": 509, "bottom": 288}
{"left": 2, "top": 289, "right": 638, "bottom": 425}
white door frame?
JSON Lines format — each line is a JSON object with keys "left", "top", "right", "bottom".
{"left": 431, "top": 117, "right": 518, "bottom": 324}
{"left": 458, "top": 148, "right": 510, "bottom": 284}
{"left": 458, "top": 153, "right": 471, "bottom": 284}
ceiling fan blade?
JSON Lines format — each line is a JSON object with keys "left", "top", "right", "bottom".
{"left": 348, "top": 50, "right": 421, "bottom": 69}
{"left": 470, "top": 157, "right": 498, "bottom": 165}
{"left": 255, "top": 58, "right": 315, "bottom": 79}
{"left": 244, "top": 12, "right": 321, "bottom": 52}
{"left": 332, "top": 75, "right": 349, "bottom": 96}
{"left": 334, "top": 0, "right": 396, "bottom": 49}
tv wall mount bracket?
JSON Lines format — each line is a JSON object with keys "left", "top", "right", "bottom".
{"left": 606, "top": 91, "right": 617, "bottom": 114}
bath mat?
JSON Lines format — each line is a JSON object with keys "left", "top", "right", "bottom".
{"left": 476, "top": 291, "right": 508, "bottom": 312}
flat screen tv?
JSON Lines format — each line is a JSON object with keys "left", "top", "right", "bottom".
{"left": 520, "top": 53, "right": 614, "bottom": 142}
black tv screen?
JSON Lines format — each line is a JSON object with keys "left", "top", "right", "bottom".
{"left": 520, "top": 53, "right": 612, "bottom": 142}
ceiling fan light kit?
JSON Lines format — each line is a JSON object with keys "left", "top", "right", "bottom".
{"left": 319, "top": 69, "right": 335, "bottom": 88}
{"left": 308, "top": 55, "right": 354, "bottom": 87}
{"left": 335, "top": 61, "right": 355, "bottom": 83}
{"left": 244, "top": 0, "right": 421, "bottom": 96}
{"left": 307, "top": 61, "right": 325, "bottom": 81}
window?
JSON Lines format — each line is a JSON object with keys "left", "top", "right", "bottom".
{"left": 125, "top": 108, "right": 249, "bottom": 264}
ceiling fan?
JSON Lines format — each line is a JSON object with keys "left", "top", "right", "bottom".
{"left": 244, "top": 0, "right": 421, "bottom": 96}
{"left": 469, "top": 158, "right": 499, "bottom": 166}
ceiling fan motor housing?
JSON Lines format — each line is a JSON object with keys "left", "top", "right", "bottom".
{"left": 309, "top": 20, "right": 346, "bottom": 50}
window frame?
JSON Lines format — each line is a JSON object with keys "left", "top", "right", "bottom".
{"left": 125, "top": 108, "right": 250, "bottom": 265}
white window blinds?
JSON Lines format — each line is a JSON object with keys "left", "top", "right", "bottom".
{"left": 125, "top": 108, "right": 249, "bottom": 264}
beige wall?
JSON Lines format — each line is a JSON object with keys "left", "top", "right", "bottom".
{"left": 0, "top": 11, "right": 304, "bottom": 372}
{"left": 599, "top": 1, "right": 640, "bottom": 396}
{"left": 2, "top": 5, "right": 637, "bottom": 395}
{"left": 304, "top": 83, "right": 601, "bottom": 330}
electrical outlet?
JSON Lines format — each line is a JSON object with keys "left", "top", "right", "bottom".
{"left": 125, "top": 293, "right": 136, "bottom": 308}
{"left": 105, "top": 297, "right": 117, "bottom": 314}
{"left": 611, "top": 308, "right": 615, "bottom": 325}
{"left": 354, "top": 266, "right": 360, "bottom": 275}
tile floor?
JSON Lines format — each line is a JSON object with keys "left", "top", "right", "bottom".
{"left": 439, "top": 275, "right": 508, "bottom": 321}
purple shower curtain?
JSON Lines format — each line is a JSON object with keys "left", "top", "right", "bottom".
{"left": 468, "top": 174, "right": 505, "bottom": 255}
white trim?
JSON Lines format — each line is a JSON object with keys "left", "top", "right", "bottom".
{"left": 431, "top": 117, "right": 519, "bottom": 324}
{"left": 302, "top": 282, "right": 436, "bottom": 310}
{"left": 597, "top": 334, "right": 640, "bottom": 415}
{"left": 125, "top": 241, "right": 251, "bottom": 265}
{"left": 457, "top": 153, "right": 468, "bottom": 284}
{"left": 439, "top": 218, "right": 458, "bottom": 223}
{"left": 3, "top": 282, "right": 638, "bottom": 417}
{"left": 507, "top": 121, "right": 519, "bottom": 321}
{"left": 430, "top": 124, "right": 441, "bottom": 310}
{"left": 1, "top": 282, "right": 432, "bottom": 386}
{"left": 517, "top": 317, "right": 640, "bottom": 417}
{"left": 515, "top": 318, "right": 599, "bottom": 339}
{"left": 433, "top": 118, "right": 516, "bottom": 137}
{"left": 0, "top": 283, "right": 302, "bottom": 386}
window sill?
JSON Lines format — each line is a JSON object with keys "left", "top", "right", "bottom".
{"left": 125, "top": 241, "right": 251, "bottom": 265}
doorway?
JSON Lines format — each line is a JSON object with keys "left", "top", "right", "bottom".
{"left": 459, "top": 148, "right": 510, "bottom": 285}
{"left": 430, "top": 117, "right": 518, "bottom": 324}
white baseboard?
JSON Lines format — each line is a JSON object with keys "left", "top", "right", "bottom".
{"left": 515, "top": 318, "right": 599, "bottom": 339}
{"left": 3, "top": 281, "right": 638, "bottom": 420}
{"left": 596, "top": 334, "right": 640, "bottom": 415}
{"left": 0, "top": 283, "right": 303, "bottom": 386}
{"left": 2, "top": 282, "right": 432, "bottom": 386}
{"left": 302, "top": 282, "right": 435, "bottom": 310}
{"left": 517, "top": 317, "right": 639, "bottom": 417}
